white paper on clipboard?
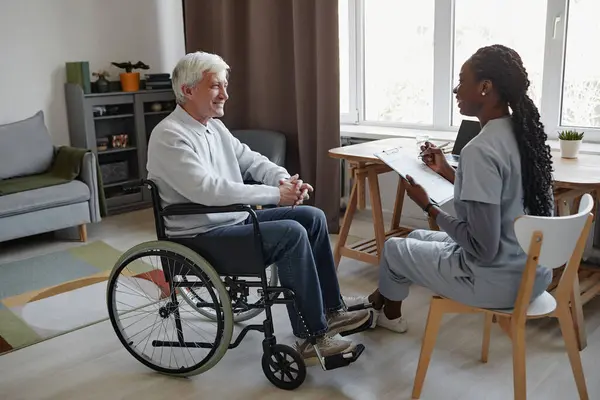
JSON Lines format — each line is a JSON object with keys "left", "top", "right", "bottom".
{"left": 375, "top": 147, "right": 454, "bottom": 205}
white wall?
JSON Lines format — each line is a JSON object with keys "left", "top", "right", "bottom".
{"left": 0, "top": 0, "right": 185, "bottom": 145}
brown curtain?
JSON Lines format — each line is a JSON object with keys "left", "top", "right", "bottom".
{"left": 183, "top": 0, "right": 341, "bottom": 232}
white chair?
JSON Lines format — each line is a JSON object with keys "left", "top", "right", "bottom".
{"left": 411, "top": 193, "right": 594, "bottom": 400}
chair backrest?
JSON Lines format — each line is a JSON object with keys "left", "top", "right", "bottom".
{"left": 511, "top": 193, "right": 594, "bottom": 318}
{"left": 231, "top": 129, "right": 287, "bottom": 167}
{"left": 514, "top": 193, "right": 594, "bottom": 269}
{"left": 452, "top": 119, "right": 481, "bottom": 155}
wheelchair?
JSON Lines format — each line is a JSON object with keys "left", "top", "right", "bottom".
{"left": 106, "top": 179, "right": 373, "bottom": 390}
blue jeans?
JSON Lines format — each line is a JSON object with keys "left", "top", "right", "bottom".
{"left": 198, "top": 205, "right": 344, "bottom": 338}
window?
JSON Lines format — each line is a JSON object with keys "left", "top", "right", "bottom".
{"left": 452, "top": 0, "right": 547, "bottom": 126}
{"left": 561, "top": 0, "right": 600, "bottom": 128}
{"left": 340, "top": 0, "right": 600, "bottom": 141}
{"left": 363, "top": 0, "right": 434, "bottom": 125}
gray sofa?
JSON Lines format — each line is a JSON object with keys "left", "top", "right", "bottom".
{"left": 0, "top": 111, "right": 102, "bottom": 243}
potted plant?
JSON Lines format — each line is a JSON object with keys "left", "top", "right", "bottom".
{"left": 111, "top": 61, "right": 150, "bottom": 92}
{"left": 558, "top": 129, "right": 584, "bottom": 159}
{"left": 92, "top": 70, "right": 110, "bottom": 93}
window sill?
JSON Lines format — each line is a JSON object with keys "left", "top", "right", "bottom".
{"left": 340, "top": 123, "right": 458, "bottom": 142}
{"left": 340, "top": 124, "right": 600, "bottom": 155}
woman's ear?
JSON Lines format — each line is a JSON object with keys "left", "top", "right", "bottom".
{"left": 480, "top": 80, "right": 492, "bottom": 96}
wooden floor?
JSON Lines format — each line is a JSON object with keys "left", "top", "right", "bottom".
{"left": 1, "top": 208, "right": 600, "bottom": 399}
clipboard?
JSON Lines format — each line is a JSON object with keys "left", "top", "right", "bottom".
{"left": 374, "top": 147, "right": 454, "bottom": 205}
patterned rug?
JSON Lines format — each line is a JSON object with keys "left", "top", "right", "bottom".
{"left": 0, "top": 241, "right": 152, "bottom": 355}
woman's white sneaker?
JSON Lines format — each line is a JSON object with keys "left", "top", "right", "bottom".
{"left": 376, "top": 311, "right": 408, "bottom": 333}
{"left": 341, "top": 295, "right": 408, "bottom": 332}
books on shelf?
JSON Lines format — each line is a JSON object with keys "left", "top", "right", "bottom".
{"left": 66, "top": 61, "right": 91, "bottom": 94}
{"left": 144, "top": 73, "right": 171, "bottom": 90}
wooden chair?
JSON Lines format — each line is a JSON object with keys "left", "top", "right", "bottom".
{"left": 411, "top": 194, "right": 595, "bottom": 400}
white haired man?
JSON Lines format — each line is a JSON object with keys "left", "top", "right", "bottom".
{"left": 146, "top": 51, "right": 370, "bottom": 362}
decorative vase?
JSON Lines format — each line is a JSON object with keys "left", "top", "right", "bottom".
{"left": 96, "top": 76, "right": 109, "bottom": 93}
{"left": 119, "top": 72, "right": 140, "bottom": 92}
{"left": 559, "top": 139, "right": 582, "bottom": 159}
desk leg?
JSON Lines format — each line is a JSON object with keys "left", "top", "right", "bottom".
{"left": 334, "top": 173, "right": 359, "bottom": 268}
{"left": 335, "top": 165, "right": 416, "bottom": 267}
{"left": 357, "top": 172, "right": 366, "bottom": 210}
{"left": 390, "top": 177, "right": 405, "bottom": 230}
{"left": 428, "top": 217, "right": 440, "bottom": 231}
{"left": 368, "top": 168, "right": 386, "bottom": 262}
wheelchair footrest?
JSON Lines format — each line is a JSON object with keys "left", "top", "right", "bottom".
{"left": 339, "top": 309, "right": 375, "bottom": 337}
{"left": 323, "top": 344, "right": 365, "bottom": 370}
{"left": 346, "top": 302, "right": 373, "bottom": 312}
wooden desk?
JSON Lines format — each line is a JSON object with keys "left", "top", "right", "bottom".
{"left": 329, "top": 138, "right": 427, "bottom": 266}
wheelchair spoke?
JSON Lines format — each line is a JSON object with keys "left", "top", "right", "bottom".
{"left": 107, "top": 247, "right": 230, "bottom": 375}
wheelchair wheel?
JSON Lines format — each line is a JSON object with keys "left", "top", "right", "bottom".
{"left": 261, "top": 344, "right": 306, "bottom": 390}
{"left": 106, "top": 240, "right": 233, "bottom": 377}
{"left": 178, "top": 264, "right": 278, "bottom": 323}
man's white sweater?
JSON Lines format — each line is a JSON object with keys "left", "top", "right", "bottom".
{"left": 146, "top": 105, "right": 290, "bottom": 237}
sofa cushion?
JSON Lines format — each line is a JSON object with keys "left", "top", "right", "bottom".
{"left": 0, "top": 111, "right": 55, "bottom": 180}
{"left": 0, "top": 180, "right": 90, "bottom": 218}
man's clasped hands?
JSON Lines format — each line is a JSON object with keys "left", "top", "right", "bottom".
{"left": 278, "top": 174, "right": 313, "bottom": 206}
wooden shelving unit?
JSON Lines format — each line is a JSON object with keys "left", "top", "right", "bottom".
{"left": 64, "top": 83, "right": 176, "bottom": 215}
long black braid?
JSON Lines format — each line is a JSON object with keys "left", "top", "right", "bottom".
{"left": 470, "top": 44, "right": 554, "bottom": 217}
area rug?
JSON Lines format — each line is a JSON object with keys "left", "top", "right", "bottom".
{"left": 0, "top": 235, "right": 363, "bottom": 356}
{"left": 0, "top": 241, "right": 154, "bottom": 356}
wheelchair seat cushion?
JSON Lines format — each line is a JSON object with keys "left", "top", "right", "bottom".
{"left": 169, "top": 234, "right": 268, "bottom": 277}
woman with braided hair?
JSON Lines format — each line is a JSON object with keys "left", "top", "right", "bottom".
{"left": 344, "top": 44, "right": 554, "bottom": 333}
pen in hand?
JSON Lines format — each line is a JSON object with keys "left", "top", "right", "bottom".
{"left": 418, "top": 141, "right": 451, "bottom": 158}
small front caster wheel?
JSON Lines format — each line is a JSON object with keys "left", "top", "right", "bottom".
{"left": 261, "top": 344, "right": 306, "bottom": 390}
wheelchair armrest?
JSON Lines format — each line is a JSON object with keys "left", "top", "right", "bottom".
{"left": 162, "top": 202, "right": 262, "bottom": 235}
{"left": 161, "top": 203, "right": 266, "bottom": 263}
{"left": 162, "top": 203, "right": 254, "bottom": 216}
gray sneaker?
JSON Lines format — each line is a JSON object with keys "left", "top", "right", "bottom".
{"left": 326, "top": 308, "right": 371, "bottom": 336}
{"left": 295, "top": 335, "right": 354, "bottom": 365}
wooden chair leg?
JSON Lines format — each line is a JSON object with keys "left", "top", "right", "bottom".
{"left": 411, "top": 299, "right": 444, "bottom": 399}
{"left": 481, "top": 313, "right": 493, "bottom": 363}
{"left": 556, "top": 306, "right": 589, "bottom": 400}
{"left": 570, "top": 277, "right": 587, "bottom": 350}
{"left": 78, "top": 224, "right": 87, "bottom": 242}
{"left": 496, "top": 315, "right": 513, "bottom": 340}
{"left": 511, "top": 323, "right": 527, "bottom": 400}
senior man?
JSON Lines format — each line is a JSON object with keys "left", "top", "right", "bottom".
{"left": 146, "top": 51, "right": 369, "bottom": 362}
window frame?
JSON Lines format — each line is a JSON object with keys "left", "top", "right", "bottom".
{"left": 341, "top": 0, "right": 600, "bottom": 142}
